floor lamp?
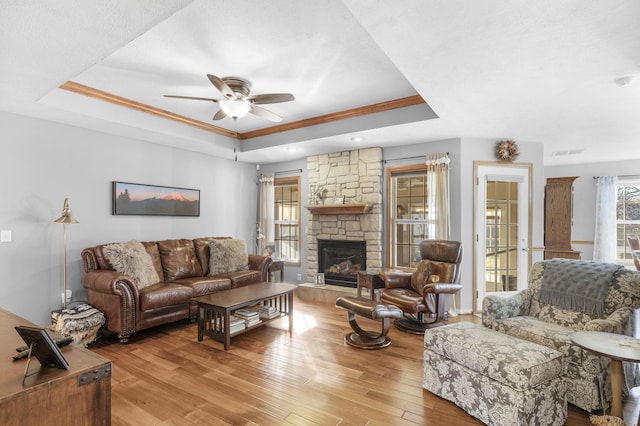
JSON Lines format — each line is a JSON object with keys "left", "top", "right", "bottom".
{"left": 53, "top": 198, "right": 79, "bottom": 309}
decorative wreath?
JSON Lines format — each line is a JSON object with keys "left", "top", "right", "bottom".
{"left": 496, "top": 139, "right": 520, "bottom": 162}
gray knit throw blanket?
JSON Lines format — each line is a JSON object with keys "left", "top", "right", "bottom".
{"left": 539, "top": 259, "right": 623, "bottom": 317}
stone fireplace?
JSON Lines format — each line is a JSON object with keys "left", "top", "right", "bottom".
{"left": 306, "top": 147, "right": 383, "bottom": 285}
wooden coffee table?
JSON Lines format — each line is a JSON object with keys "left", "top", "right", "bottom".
{"left": 570, "top": 331, "right": 640, "bottom": 419}
{"left": 193, "top": 282, "right": 296, "bottom": 350}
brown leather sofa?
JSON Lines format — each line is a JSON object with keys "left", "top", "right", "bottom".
{"left": 81, "top": 237, "right": 272, "bottom": 342}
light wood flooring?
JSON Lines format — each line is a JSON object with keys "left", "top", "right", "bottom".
{"left": 91, "top": 296, "right": 639, "bottom": 425}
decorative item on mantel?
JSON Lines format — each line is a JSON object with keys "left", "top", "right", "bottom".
{"left": 495, "top": 139, "right": 520, "bottom": 162}
{"left": 309, "top": 185, "right": 327, "bottom": 205}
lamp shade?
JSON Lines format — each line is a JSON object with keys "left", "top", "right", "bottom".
{"left": 53, "top": 198, "right": 79, "bottom": 224}
{"left": 219, "top": 99, "right": 251, "bottom": 119}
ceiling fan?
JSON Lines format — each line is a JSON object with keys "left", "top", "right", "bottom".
{"left": 164, "top": 74, "right": 295, "bottom": 123}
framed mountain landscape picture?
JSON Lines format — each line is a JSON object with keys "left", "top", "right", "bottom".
{"left": 113, "top": 181, "right": 200, "bottom": 216}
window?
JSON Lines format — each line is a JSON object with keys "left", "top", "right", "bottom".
{"left": 616, "top": 179, "right": 640, "bottom": 265}
{"left": 274, "top": 176, "right": 300, "bottom": 264}
{"left": 388, "top": 165, "right": 430, "bottom": 268}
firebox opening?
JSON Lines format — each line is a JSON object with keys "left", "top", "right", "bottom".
{"left": 317, "top": 239, "right": 366, "bottom": 287}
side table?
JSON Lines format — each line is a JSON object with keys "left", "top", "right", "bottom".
{"left": 268, "top": 260, "right": 285, "bottom": 282}
{"left": 51, "top": 303, "right": 106, "bottom": 347}
{"left": 356, "top": 270, "right": 385, "bottom": 301}
{"left": 569, "top": 331, "right": 640, "bottom": 419}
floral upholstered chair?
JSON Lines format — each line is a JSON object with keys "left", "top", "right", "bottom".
{"left": 482, "top": 259, "right": 640, "bottom": 412}
{"left": 629, "top": 236, "right": 640, "bottom": 271}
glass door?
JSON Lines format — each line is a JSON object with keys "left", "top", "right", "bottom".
{"left": 475, "top": 163, "right": 531, "bottom": 311}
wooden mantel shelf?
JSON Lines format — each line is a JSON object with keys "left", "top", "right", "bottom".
{"left": 306, "top": 203, "right": 372, "bottom": 215}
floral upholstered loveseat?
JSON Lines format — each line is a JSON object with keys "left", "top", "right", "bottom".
{"left": 482, "top": 260, "right": 640, "bottom": 412}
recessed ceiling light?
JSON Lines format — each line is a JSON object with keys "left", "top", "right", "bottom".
{"left": 351, "top": 137, "right": 364, "bottom": 143}
{"left": 286, "top": 147, "right": 298, "bottom": 152}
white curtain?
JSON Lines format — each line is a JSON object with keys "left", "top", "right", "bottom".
{"left": 593, "top": 176, "right": 617, "bottom": 262}
{"left": 426, "top": 153, "right": 451, "bottom": 240}
{"left": 257, "top": 173, "right": 274, "bottom": 255}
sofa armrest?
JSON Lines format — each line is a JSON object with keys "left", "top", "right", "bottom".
{"left": 482, "top": 289, "right": 532, "bottom": 327}
{"left": 381, "top": 271, "right": 413, "bottom": 289}
{"left": 248, "top": 254, "right": 272, "bottom": 281}
{"left": 83, "top": 270, "right": 141, "bottom": 298}
{"left": 82, "top": 270, "right": 140, "bottom": 340}
{"left": 584, "top": 307, "right": 633, "bottom": 334}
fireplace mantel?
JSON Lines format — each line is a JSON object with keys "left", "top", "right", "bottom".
{"left": 306, "top": 203, "right": 372, "bottom": 215}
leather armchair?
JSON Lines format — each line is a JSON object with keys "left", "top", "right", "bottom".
{"left": 381, "top": 240, "right": 463, "bottom": 333}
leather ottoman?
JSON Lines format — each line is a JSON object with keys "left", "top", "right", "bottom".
{"left": 423, "top": 322, "right": 567, "bottom": 426}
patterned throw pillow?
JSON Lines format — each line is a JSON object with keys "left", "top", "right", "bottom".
{"left": 209, "top": 239, "right": 249, "bottom": 275}
{"left": 103, "top": 240, "right": 160, "bottom": 289}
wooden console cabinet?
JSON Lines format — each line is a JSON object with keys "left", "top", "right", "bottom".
{"left": 0, "top": 308, "right": 111, "bottom": 425}
{"left": 544, "top": 176, "right": 581, "bottom": 260}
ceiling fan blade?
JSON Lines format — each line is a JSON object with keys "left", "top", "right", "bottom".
{"left": 212, "top": 109, "right": 226, "bottom": 120}
{"left": 164, "top": 95, "right": 219, "bottom": 102}
{"left": 247, "top": 93, "right": 295, "bottom": 104}
{"left": 207, "top": 74, "right": 235, "bottom": 99}
{"left": 249, "top": 105, "right": 283, "bottom": 122}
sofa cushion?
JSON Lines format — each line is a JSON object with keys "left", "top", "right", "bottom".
{"left": 380, "top": 288, "right": 426, "bottom": 314}
{"left": 193, "top": 237, "right": 213, "bottom": 275}
{"left": 172, "top": 276, "right": 232, "bottom": 297}
{"left": 93, "top": 244, "right": 115, "bottom": 271}
{"left": 139, "top": 282, "right": 193, "bottom": 311}
{"left": 141, "top": 241, "right": 164, "bottom": 280}
{"left": 209, "top": 239, "right": 248, "bottom": 275}
{"left": 102, "top": 240, "right": 160, "bottom": 289}
{"left": 213, "top": 269, "right": 262, "bottom": 288}
{"left": 157, "top": 239, "right": 203, "bottom": 281}
{"left": 491, "top": 316, "right": 599, "bottom": 372}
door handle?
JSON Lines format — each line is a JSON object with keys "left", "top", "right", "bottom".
{"left": 522, "top": 247, "right": 530, "bottom": 252}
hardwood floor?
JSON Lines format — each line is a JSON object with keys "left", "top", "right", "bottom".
{"left": 91, "top": 296, "right": 633, "bottom": 425}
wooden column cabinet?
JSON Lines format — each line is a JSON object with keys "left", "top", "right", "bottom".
{"left": 544, "top": 176, "right": 581, "bottom": 259}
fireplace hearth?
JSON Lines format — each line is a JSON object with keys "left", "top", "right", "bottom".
{"left": 317, "top": 239, "right": 366, "bottom": 287}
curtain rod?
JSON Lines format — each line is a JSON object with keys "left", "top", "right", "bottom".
{"left": 383, "top": 152, "right": 450, "bottom": 164}
{"left": 593, "top": 174, "right": 640, "bottom": 179}
{"left": 274, "top": 169, "right": 302, "bottom": 176}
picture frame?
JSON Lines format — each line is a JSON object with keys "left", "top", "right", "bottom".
{"left": 314, "top": 272, "right": 325, "bottom": 287}
{"left": 333, "top": 197, "right": 344, "bottom": 205}
{"left": 14, "top": 326, "right": 69, "bottom": 370}
{"left": 113, "top": 181, "right": 200, "bottom": 216}
{"left": 262, "top": 243, "right": 276, "bottom": 258}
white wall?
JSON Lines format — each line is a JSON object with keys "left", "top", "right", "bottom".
{"left": 545, "top": 159, "right": 640, "bottom": 261}
{"left": 0, "top": 111, "right": 257, "bottom": 326}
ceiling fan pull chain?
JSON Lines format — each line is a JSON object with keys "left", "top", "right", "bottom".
{"left": 233, "top": 118, "right": 238, "bottom": 162}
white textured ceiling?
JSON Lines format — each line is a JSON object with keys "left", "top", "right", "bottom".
{"left": 1, "top": 0, "right": 639, "bottom": 165}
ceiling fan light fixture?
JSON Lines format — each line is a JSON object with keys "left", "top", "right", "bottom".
{"left": 220, "top": 99, "right": 251, "bottom": 119}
